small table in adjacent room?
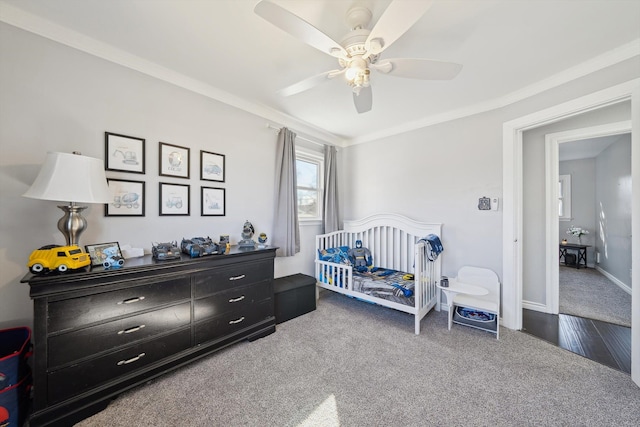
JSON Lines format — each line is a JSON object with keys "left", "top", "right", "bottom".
{"left": 559, "top": 243, "right": 590, "bottom": 269}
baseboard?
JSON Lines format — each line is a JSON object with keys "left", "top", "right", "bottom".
{"left": 522, "top": 300, "right": 550, "bottom": 313}
{"left": 595, "top": 266, "right": 631, "bottom": 295}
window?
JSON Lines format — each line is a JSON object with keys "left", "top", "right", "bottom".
{"left": 296, "top": 149, "right": 324, "bottom": 222}
{"left": 558, "top": 174, "right": 571, "bottom": 220}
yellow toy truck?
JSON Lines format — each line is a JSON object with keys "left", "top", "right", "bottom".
{"left": 27, "top": 245, "right": 91, "bottom": 273}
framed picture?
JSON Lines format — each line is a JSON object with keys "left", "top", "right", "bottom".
{"left": 201, "top": 186, "right": 225, "bottom": 216}
{"left": 200, "top": 151, "right": 225, "bottom": 182}
{"left": 105, "top": 179, "right": 145, "bottom": 216}
{"left": 105, "top": 132, "right": 145, "bottom": 174}
{"left": 159, "top": 182, "right": 190, "bottom": 216}
{"left": 159, "top": 142, "right": 190, "bottom": 179}
{"left": 85, "top": 242, "right": 123, "bottom": 267}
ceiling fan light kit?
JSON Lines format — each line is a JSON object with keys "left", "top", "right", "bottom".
{"left": 255, "top": 0, "right": 462, "bottom": 113}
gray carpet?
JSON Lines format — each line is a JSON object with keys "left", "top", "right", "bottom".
{"left": 77, "top": 290, "right": 640, "bottom": 427}
{"left": 560, "top": 266, "right": 632, "bottom": 327}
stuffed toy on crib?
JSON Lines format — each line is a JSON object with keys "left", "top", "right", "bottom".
{"left": 348, "top": 240, "right": 372, "bottom": 272}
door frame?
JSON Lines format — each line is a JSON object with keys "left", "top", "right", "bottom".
{"left": 502, "top": 78, "right": 639, "bottom": 386}
{"left": 545, "top": 121, "right": 632, "bottom": 314}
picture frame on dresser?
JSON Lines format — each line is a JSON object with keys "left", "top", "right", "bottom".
{"left": 200, "top": 150, "right": 225, "bottom": 182}
{"left": 105, "top": 132, "right": 145, "bottom": 174}
{"left": 105, "top": 179, "right": 145, "bottom": 217}
{"left": 85, "top": 242, "right": 123, "bottom": 267}
{"left": 201, "top": 186, "right": 225, "bottom": 216}
{"left": 159, "top": 142, "right": 190, "bottom": 179}
{"left": 159, "top": 182, "right": 190, "bottom": 216}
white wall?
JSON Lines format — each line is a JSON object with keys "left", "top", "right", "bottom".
{"left": 0, "top": 23, "right": 317, "bottom": 329}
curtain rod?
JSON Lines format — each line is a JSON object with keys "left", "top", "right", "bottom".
{"left": 265, "top": 124, "right": 326, "bottom": 147}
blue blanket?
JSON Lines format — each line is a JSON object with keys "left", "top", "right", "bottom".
{"left": 418, "top": 234, "right": 443, "bottom": 261}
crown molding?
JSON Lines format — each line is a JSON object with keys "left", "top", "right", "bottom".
{"left": 0, "top": 3, "right": 345, "bottom": 147}
{"left": 2, "top": 3, "right": 637, "bottom": 148}
{"left": 347, "top": 39, "right": 640, "bottom": 146}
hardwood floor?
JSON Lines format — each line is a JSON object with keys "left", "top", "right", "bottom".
{"left": 522, "top": 309, "right": 631, "bottom": 374}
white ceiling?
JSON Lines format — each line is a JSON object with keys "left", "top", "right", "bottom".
{"left": 559, "top": 134, "right": 629, "bottom": 162}
{"left": 1, "top": 0, "right": 639, "bottom": 146}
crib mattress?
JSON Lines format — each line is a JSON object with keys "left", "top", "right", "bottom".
{"left": 352, "top": 267, "right": 415, "bottom": 306}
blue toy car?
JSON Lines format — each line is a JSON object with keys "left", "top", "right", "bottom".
{"left": 152, "top": 241, "right": 181, "bottom": 260}
{"left": 101, "top": 246, "right": 125, "bottom": 269}
{"left": 181, "top": 237, "right": 219, "bottom": 258}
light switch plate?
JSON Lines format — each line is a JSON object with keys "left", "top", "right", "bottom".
{"left": 491, "top": 197, "right": 499, "bottom": 211}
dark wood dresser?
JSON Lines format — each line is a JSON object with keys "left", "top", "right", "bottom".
{"left": 21, "top": 246, "right": 277, "bottom": 426}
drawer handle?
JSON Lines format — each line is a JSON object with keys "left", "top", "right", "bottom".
{"left": 117, "top": 353, "right": 146, "bottom": 366}
{"left": 229, "top": 274, "right": 246, "bottom": 281}
{"left": 118, "top": 325, "right": 146, "bottom": 335}
{"left": 228, "top": 295, "right": 245, "bottom": 303}
{"left": 117, "top": 296, "right": 145, "bottom": 305}
{"left": 229, "top": 317, "right": 245, "bottom": 325}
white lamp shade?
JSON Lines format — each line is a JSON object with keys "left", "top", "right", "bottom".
{"left": 23, "top": 152, "right": 112, "bottom": 204}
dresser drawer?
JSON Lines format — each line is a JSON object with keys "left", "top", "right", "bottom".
{"left": 48, "top": 302, "right": 191, "bottom": 368}
{"left": 194, "top": 260, "right": 271, "bottom": 297}
{"left": 194, "top": 281, "right": 272, "bottom": 322}
{"left": 47, "top": 328, "right": 190, "bottom": 404}
{"left": 195, "top": 299, "right": 273, "bottom": 344}
{"left": 48, "top": 277, "right": 191, "bottom": 333}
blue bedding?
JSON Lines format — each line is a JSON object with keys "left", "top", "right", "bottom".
{"left": 352, "top": 267, "right": 415, "bottom": 306}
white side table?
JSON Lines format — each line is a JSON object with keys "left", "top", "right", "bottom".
{"left": 436, "top": 278, "right": 488, "bottom": 331}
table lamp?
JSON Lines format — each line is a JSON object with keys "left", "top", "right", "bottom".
{"left": 23, "top": 151, "right": 111, "bottom": 246}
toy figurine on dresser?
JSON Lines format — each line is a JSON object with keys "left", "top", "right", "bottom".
{"left": 258, "top": 233, "right": 268, "bottom": 248}
{"left": 238, "top": 220, "right": 256, "bottom": 248}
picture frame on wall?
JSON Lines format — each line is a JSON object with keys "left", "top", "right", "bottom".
{"left": 200, "top": 150, "right": 225, "bottom": 182}
{"left": 201, "top": 186, "right": 225, "bottom": 216}
{"left": 105, "top": 132, "right": 145, "bottom": 174}
{"left": 159, "top": 182, "right": 190, "bottom": 216}
{"left": 85, "top": 242, "right": 123, "bottom": 267}
{"left": 105, "top": 179, "right": 145, "bottom": 217}
{"left": 159, "top": 142, "right": 190, "bottom": 179}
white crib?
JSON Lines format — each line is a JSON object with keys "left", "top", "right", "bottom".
{"left": 315, "top": 213, "right": 442, "bottom": 334}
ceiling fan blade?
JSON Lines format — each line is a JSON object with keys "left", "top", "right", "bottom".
{"left": 371, "top": 58, "right": 462, "bottom": 80}
{"left": 278, "top": 69, "right": 344, "bottom": 97}
{"left": 364, "top": 0, "right": 434, "bottom": 58}
{"left": 254, "top": 1, "right": 347, "bottom": 58}
{"left": 353, "top": 86, "right": 372, "bottom": 114}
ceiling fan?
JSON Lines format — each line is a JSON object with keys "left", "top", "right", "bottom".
{"left": 254, "top": 0, "right": 462, "bottom": 114}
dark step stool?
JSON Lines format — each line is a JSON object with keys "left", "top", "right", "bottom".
{"left": 274, "top": 273, "right": 316, "bottom": 324}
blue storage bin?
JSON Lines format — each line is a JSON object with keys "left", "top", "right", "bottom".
{"left": 0, "top": 327, "right": 31, "bottom": 389}
{"left": 0, "top": 371, "right": 31, "bottom": 427}
{"left": 0, "top": 327, "right": 32, "bottom": 427}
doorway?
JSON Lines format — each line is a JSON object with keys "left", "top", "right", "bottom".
{"left": 521, "top": 124, "right": 634, "bottom": 374}
{"left": 545, "top": 122, "right": 632, "bottom": 322}
{"left": 502, "top": 80, "right": 639, "bottom": 386}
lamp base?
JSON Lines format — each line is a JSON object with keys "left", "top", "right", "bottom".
{"left": 57, "top": 204, "right": 88, "bottom": 247}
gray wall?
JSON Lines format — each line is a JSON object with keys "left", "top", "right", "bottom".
{"left": 559, "top": 157, "right": 597, "bottom": 261}
{"left": 595, "top": 135, "right": 632, "bottom": 287}
{"left": 0, "top": 23, "right": 319, "bottom": 329}
{"left": 1, "top": 21, "right": 639, "bottom": 329}
{"left": 340, "top": 64, "right": 637, "bottom": 287}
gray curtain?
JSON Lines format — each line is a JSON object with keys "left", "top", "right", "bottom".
{"left": 273, "top": 127, "right": 300, "bottom": 257}
{"left": 323, "top": 145, "right": 339, "bottom": 233}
